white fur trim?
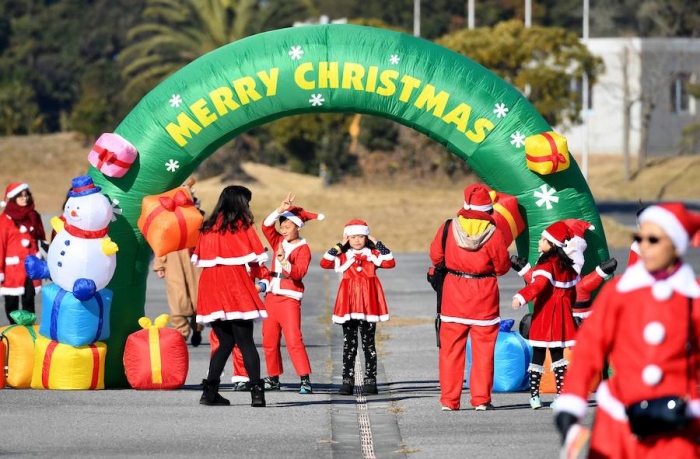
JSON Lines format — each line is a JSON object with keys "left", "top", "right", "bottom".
{"left": 0, "top": 273, "right": 3, "bottom": 282}
{"left": 617, "top": 262, "right": 700, "bottom": 298}
{"left": 528, "top": 363, "right": 545, "bottom": 373}
{"left": 543, "top": 230, "right": 565, "bottom": 247}
{"left": 332, "top": 313, "right": 390, "bottom": 323}
{"left": 517, "top": 263, "right": 531, "bottom": 277}
{"left": 193, "top": 252, "right": 269, "bottom": 268}
{"left": 551, "top": 358, "right": 570, "bottom": 370}
{"left": 643, "top": 321, "right": 665, "bottom": 345}
{"left": 344, "top": 225, "right": 369, "bottom": 236}
{"left": 196, "top": 309, "right": 267, "bottom": 324}
{"left": 263, "top": 210, "right": 281, "bottom": 227}
{"left": 514, "top": 294, "right": 526, "bottom": 307}
{"left": 267, "top": 286, "right": 303, "bottom": 300}
{"left": 5, "top": 256, "right": 20, "bottom": 265}
{"left": 0, "top": 286, "right": 25, "bottom": 295}
{"left": 594, "top": 381, "right": 627, "bottom": 421}
{"left": 439, "top": 315, "right": 500, "bottom": 326}
{"left": 553, "top": 394, "right": 589, "bottom": 420}
{"left": 280, "top": 212, "right": 303, "bottom": 228}
{"left": 463, "top": 202, "right": 493, "bottom": 212}
{"left": 642, "top": 364, "right": 663, "bottom": 386}
{"left": 572, "top": 310, "right": 592, "bottom": 319}
{"left": 639, "top": 206, "right": 689, "bottom": 254}
{"left": 595, "top": 266, "right": 607, "bottom": 278}
{"left": 6, "top": 183, "right": 29, "bottom": 199}
{"left": 323, "top": 252, "right": 336, "bottom": 261}
{"left": 528, "top": 339, "right": 576, "bottom": 348}
{"left": 531, "top": 269, "right": 580, "bottom": 288}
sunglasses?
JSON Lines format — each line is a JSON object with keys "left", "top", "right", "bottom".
{"left": 633, "top": 234, "right": 661, "bottom": 245}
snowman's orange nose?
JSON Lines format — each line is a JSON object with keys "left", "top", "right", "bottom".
{"left": 70, "top": 210, "right": 78, "bottom": 217}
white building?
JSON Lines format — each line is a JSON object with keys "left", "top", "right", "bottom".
{"left": 561, "top": 38, "right": 700, "bottom": 157}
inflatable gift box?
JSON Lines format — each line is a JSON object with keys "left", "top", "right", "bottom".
{"left": 465, "top": 319, "right": 532, "bottom": 392}
{"left": 40, "top": 283, "right": 112, "bottom": 347}
{"left": 487, "top": 189, "right": 526, "bottom": 247}
{"left": 31, "top": 335, "right": 107, "bottom": 390}
{"left": 137, "top": 187, "right": 203, "bottom": 257}
{"left": 123, "top": 315, "right": 189, "bottom": 390}
{"left": 0, "top": 311, "right": 39, "bottom": 388}
{"left": 87, "top": 133, "right": 138, "bottom": 178}
{"left": 524, "top": 131, "right": 570, "bottom": 175}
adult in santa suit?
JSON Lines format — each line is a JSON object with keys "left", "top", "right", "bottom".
{"left": 258, "top": 193, "right": 323, "bottom": 394}
{"left": 554, "top": 202, "right": 700, "bottom": 458}
{"left": 192, "top": 185, "right": 269, "bottom": 407}
{"left": 0, "top": 182, "right": 46, "bottom": 324}
{"left": 429, "top": 184, "right": 510, "bottom": 411}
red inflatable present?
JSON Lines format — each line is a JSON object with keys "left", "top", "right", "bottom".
{"left": 486, "top": 189, "right": 526, "bottom": 247}
{"left": 137, "top": 187, "right": 203, "bottom": 257}
{"left": 124, "top": 314, "right": 189, "bottom": 390}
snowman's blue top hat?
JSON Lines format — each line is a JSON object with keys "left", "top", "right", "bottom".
{"left": 69, "top": 175, "right": 102, "bottom": 197}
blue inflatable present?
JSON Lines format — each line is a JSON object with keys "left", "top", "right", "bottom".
{"left": 39, "top": 283, "right": 112, "bottom": 347}
{"left": 465, "top": 319, "right": 531, "bottom": 392}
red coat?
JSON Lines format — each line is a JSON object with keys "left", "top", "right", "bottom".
{"left": 572, "top": 267, "right": 607, "bottom": 318}
{"left": 429, "top": 220, "right": 510, "bottom": 325}
{"left": 515, "top": 258, "right": 578, "bottom": 347}
{"left": 555, "top": 262, "right": 700, "bottom": 457}
{"left": 320, "top": 247, "right": 395, "bottom": 323}
{"left": 261, "top": 211, "right": 310, "bottom": 301}
{"left": 193, "top": 223, "right": 269, "bottom": 323}
{"left": 0, "top": 212, "right": 41, "bottom": 295}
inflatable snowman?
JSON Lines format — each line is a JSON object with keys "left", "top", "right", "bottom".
{"left": 26, "top": 175, "right": 118, "bottom": 301}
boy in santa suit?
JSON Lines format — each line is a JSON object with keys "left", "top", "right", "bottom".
{"left": 258, "top": 193, "right": 323, "bottom": 394}
{"left": 429, "top": 184, "right": 511, "bottom": 411}
{"left": 554, "top": 202, "right": 700, "bottom": 458}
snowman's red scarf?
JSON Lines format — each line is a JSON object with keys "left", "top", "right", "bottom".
{"left": 64, "top": 221, "right": 109, "bottom": 239}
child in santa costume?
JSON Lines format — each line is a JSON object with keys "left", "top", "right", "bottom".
{"left": 321, "top": 219, "right": 395, "bottom": 396}
{"left": 512, "top": 220, "right": 580, "bottom": 410}
{"left": 257, "top": 193, "right": 323, "bottom": 395}
{"left": 192, "top": 185, "right": 269, "bottom": 407}
{"left": 554, "top": 203, "right": 700, "bottom": 459}
{"left": 429, "top": 184, "right": 510, "bottom": 411}
{"left": 0, "top": 182, "right": 46, "bottom": 324}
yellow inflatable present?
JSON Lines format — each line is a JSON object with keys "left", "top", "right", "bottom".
{"left": 524, "top": 131, "right": 570, "bottom": 175}
{"left": 31, "top": 335, "right": 107, "bottom": 390}
{"left": 0, "top": 310, "right": 39, "bottom": 388}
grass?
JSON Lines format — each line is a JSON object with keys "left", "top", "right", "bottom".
{"left": 1, "top": 133, "right": 697, "bottom": 250}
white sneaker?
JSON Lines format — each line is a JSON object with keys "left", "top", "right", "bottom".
{"left": 441, "top": 405, "right": 453, "bottom": 411}
{"left": 529, "top": 396, "right": 542, "bottom": 409}
{"left": 474, "top": 403, "right": 494, "bottom": 411}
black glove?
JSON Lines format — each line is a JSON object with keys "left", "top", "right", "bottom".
{"left": 599, "top": 258, "right": 617, "bottom": 275}
{"left": 554, "top": 412, "right": 579, "bottom": 445}
{"left": 328, "top": 242, "right": 344, "bottom": 256}
{"left": 375, "top": 241, "right": 390, "bottom": 255}
{"left": 510, "top": 255, "right": 528, "bottom": 272}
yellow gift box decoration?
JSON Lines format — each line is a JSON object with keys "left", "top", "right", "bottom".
{"left": 524, "top": 131, "right": 570, "bottom": 175}
{"left": 31, "top": 335, "right": 107, "bottom": 390}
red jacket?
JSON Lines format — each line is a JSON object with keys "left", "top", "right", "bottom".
{"left": 0, "top": 213, "right": 41, "bottom": 295}
{"left": 429, "top": 219, "right": 510, "bottom": 325}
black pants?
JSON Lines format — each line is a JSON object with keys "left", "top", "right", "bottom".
{"left": 531, "top": 346, "right": 564, "bottom": 366}
{"left": 208, "top": 319, "right": 260, "bottom": 383}
{"left": 4, "top": 277, "right": 36, "bottom": 324}
{"left": 341, "top": 320, "right": 377, "bottom": 381}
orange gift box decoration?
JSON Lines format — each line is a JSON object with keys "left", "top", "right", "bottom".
{"left": 524, "top": 131, "right": 571, "bottom": 175}
{"left": 137, "top": 187, "right": 203, "bottom": 257}
{"left": 0, "top": 311, "right": 39, "bottom": 388}
{"left": 123, "top": 314, "right": 189, "bottom": 390}
{"left": 487, "top": 189, "right": 526, "bottom": 247}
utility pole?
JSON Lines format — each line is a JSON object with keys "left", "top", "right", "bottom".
{"left": 581, "top": 0, "right": 590, "bottom": 180}
{"left": 414, "top": 0, "right": 420, "bottom": 37}
{"left": 525, "top": 0, "right": 531, "bottom": 27}
{"left": 468, "top": 0, "right": 475, "bottom": 29}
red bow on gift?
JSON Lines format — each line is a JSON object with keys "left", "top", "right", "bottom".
{"left": 354, "top": 254, "right": 367, "bottom": 272}
{"left": 159, "top": 190, "right": 193, "bottom": 212}
{"left": 94, "top": 145, "right": 130, "bottom": 169}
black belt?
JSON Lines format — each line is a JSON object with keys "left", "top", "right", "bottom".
{"left": 446, "top": 269, "right": 495, "bottom": 279}
{"left": 271, "top": 272, "right": 286, "bottom": 279}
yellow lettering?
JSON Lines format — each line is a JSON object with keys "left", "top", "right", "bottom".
{"left": 209, "top": 87, "right": 240, "bottom": 116}
{"left": 398, "top": 75, "right": 422, "bottom": 102}
{"left": 341, "top": 63, "right": 365, "bottom": 90}
{"left": 365, "top": 66, "right": 379, "bottom": 93}
{"left": 257, "top": 68, "right": 279, "bottom": 96}
{"left": 294, "top": 63, "right": 315, "bottom": 90}
{"left": 165, "top": 113, "right": 203, "bottom": 147}
{"left": 232, "top": 76, "right": 262, "bottom": 105}
{"left": 466, "top": 118, "right": 495, "bottom": 143}
{"left": 319, "top": 62, "right": 339, "bottom": 89}
{"left": 414, "top": 84, "right": 450, "bottom": 118}
{"left": 376, "top": 70, "right": 399, "bottom": 97}
{"left": 190, "top": 99, "right": 217, "bottom": 127}
{"left": 442, "top": 103, "right": 472, "bottom": 133}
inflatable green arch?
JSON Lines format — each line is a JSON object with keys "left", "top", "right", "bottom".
{"left": 90, "top": 24, "right": 608, "bottom": 387}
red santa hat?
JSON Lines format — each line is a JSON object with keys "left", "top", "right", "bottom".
{"left": 0, "top": 182, "right": 29, "bottom": 207}
{"left": 344, "top": 219, "right": 370, "bottom": 237}
{"left": 462, "top": 184, "right": 493, "bottom": 212}
{"left": 279, "top": 206, "right": 325, "bottom": 228}
{"left": 542, "top": 221, "right": 572, "bottom": 248}
{"left": 638, "top": 202, "right": 700, "bottom": 256}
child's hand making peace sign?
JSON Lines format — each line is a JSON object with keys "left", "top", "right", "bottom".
{"left": 276, "top": 192, "right": 295, "bottom": 214}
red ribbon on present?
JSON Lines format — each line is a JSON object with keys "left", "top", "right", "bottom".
{"left": 41, "top": 341, "right": 100, "bottom": 390}
{"left": 143, "top": 190, "right": 193, "bottom": 251}
{"left": 158, "top": 190, "right": 193, "bottom": 212}
{"left": 525, "top": 132, "right": 567, "bottom": 173}
{"left": 94, "top": 145, "right": 132, "bottom": 170}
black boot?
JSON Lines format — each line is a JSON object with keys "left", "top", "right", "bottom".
{"left": 362, "top": 377, "right": 378, "bottom": 395}
{"left": 199, "top": 379, "right": 230, "bottom": 406}
{"left": 338, "top": 378, "right": 354, "bottom": 395}
{"left": 251, "top": 380, "right": 266, "bottom": 407}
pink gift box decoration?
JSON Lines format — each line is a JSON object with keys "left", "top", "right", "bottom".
{"left": 87, "top": 133, "right": 138, "bottom": 178}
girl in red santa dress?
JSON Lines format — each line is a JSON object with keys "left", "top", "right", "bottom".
{"left": 511, "top": 220, "right": 580, "bottom": 410}
{"left": 554, "top": 202, "right": 700, "bottom": 459}
{"left": 320, "top": 219, "right": 395, "bottom": 396}
{"left": 0, "top": 182, "right": 46, "bottom": 324}
{"left": 192, "top": 185, "right": 269, "bottom": 407}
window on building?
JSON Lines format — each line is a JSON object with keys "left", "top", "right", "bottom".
{"left": 571, "top": 76, "right": 593, "bottom": 111}
{"left": 670, "top": 73, "right": 691, "bottom": 114}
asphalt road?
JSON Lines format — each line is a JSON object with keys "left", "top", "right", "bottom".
{"left": 1, "top": 246, "right": 699, "bottom": 458}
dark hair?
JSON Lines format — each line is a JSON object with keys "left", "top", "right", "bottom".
{"left": 537, "top": 245, "right": 575, "bottom": 271}
{"left": 341, "top": 237, "right": 375, "bottom": 252}
{"left": 201, "top": 185, "right": 254, "bottom": 234}
{"left": 636, "top": 199, "right": 647, "bottom": 218}
{"left": 12, "top": 189, "right": 34, "bottom": 207}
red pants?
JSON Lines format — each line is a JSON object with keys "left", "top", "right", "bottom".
{"left": 262, "top": 295, "right": 311, "bottom": 377}
{"left": 439, "top": 321, "right": 499, "bottom": 409}
{"left": 589, "top": 408, "right": 700, "bottom": 458}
